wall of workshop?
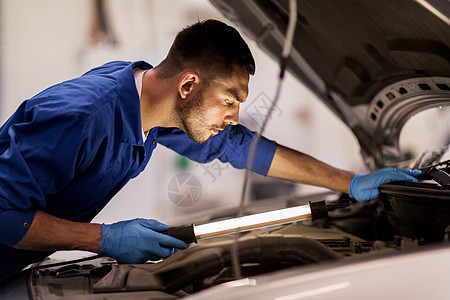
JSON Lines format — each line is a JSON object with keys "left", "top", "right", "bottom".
{"left": 0, "top": 0, "right": 364, "bottom": 229}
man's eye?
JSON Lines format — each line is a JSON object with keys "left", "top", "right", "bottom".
{"left": 225, "top": 99, "right": 234, "bottom": 105}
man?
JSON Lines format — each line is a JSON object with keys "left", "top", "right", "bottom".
{"left": 0, "top": 19, "right": 420, "bottom": 277}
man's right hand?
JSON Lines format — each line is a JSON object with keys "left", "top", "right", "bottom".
{"left": 99, "top": 219, "right": 188, "bottom": 264}
{"left": 349, "top": 168, "right": 421, "bottom": 202}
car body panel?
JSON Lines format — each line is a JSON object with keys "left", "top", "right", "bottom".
{"left": 189, "top": 244, "right": 450, "bottom": 300}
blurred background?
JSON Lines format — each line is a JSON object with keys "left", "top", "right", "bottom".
{"left": 0, "top": 0, "right": 447, "bottom": 243}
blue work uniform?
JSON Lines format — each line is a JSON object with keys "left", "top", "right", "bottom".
{"left": 0, "top": 61, "right": 277, "bottom": 277}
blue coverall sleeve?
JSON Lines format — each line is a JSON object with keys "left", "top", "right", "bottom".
{"left": 0, "top": 100, "right": 86, "bottom": 246}
{"left": 157, "top": 125, "right": 278, "bottom": 175}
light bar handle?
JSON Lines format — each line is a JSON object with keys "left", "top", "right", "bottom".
{"left": 309, "top": 200, "right": 328, "bottom": 221}
{"left": 163, "top": 224, "right": 197, "bottom": 244}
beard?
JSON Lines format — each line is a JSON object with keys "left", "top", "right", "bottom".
{"left": 178, "top": 90, "right": 226, "bottom": 143}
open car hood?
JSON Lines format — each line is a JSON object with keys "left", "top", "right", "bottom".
{"left": 210, "top": 0, "right": 450, "bottom": 168}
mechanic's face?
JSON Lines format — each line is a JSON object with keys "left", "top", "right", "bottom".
{"left": 180, "top": 68, "right": 249, "bottom": 143}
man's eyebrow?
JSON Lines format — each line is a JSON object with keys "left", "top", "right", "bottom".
{"left": 226, "top": 88, "right": 246, "bottom": 103}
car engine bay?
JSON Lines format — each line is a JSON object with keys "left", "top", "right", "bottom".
{"left": 26, "top": 159, "right": 450, "bottom": 299}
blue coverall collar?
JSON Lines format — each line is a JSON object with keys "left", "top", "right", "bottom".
{"left": 116, "top": 61, "right": 153, "bottom": 146}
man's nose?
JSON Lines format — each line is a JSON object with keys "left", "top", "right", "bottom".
{"left": 224, "top": 105, "right": 239, "bottom": 125}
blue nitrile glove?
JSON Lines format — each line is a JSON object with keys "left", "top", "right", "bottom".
{"left": 349, "top": 168, "right": 421, "bottom": 202}
{"left": 99, "top": 218, "right": 188, "bottom": 264}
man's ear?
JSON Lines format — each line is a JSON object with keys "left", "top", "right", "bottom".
{"left": 178, "top": 72, "right": 200, "bottom": 99}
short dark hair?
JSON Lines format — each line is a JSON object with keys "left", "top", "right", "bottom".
{"left": 155, "top": 19, "right": 255, "bottom": 81}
